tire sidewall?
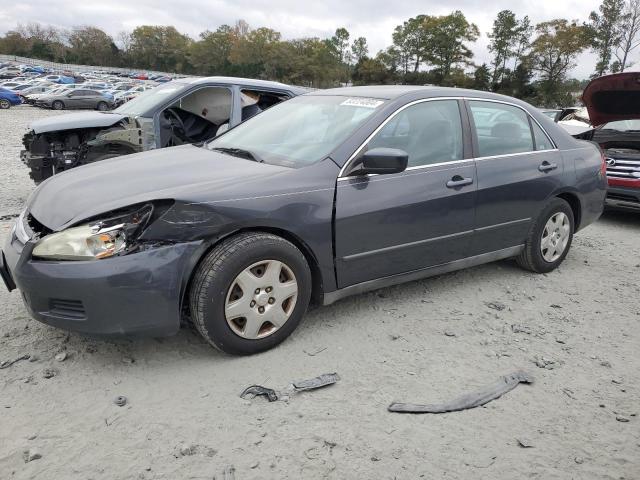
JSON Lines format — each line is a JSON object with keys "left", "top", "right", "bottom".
{"left": 529, "top": 199, "right": 575, "bottom": 273}
{"left": 0, "top": 99, "right": 10, "bottom": 109}
{"left": 198, "top": 239, "right": 312, "bottom": 354}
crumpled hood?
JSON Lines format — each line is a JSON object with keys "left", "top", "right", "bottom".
{"left": 29, "top": 111, "right": 127, "bottom": 134}
{"left": 27, "top": 144, "right": 292, "bottom": 231}
{"left": 582, "top": 72, "right": 640, "bottom": 126}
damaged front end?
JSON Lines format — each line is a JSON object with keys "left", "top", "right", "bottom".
{"left": 21, "top": 117, "right": 145, "bottom": 184}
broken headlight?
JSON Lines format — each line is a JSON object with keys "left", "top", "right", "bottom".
{"left": 32, "top": 204, "right": 154, "bottom": 261}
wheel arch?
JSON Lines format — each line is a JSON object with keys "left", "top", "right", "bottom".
{"left": 179, "top": 227, "right": 325, "bottom": 319}
{"left": 554, "top": 191, "right": 582, "bottom": 231}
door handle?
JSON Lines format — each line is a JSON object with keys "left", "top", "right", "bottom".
{"left": 446, "top": 176, "right": 474, "bottom": 188}
{"left": 538, "top": 161, "right": 558, "bottom": 172}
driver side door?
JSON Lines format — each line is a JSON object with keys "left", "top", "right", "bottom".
{"left": 334, "top": 99, "right": 477, "bottom": 288}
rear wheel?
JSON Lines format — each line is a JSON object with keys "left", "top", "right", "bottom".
{"left": 189, "top": 232, "right": 312, "bottom": 355}
{"left": 516, "top": 198, "right": 574, "bottom": 273}
{"left": 52, "top": 100, "right": 64, "bottom": 110}
{"left": 0, "top": 99, "right": 10, "bottom": 109}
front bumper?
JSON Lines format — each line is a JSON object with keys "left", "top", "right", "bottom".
{"left": 3, "top": 231, "right": 202, "bottom": 337}
{"left": 605, "top": 185, "right": 640, "bottom": 211}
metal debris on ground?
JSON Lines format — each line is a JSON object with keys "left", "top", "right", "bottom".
{"left": 23, "top": 449, "right": 42, "bottom": 463}
{"left": 485, "top": 301, "right": 507, "bottom": 311}
{"left": 517, "top": 438, "right": 534, "bottom": 448}
{"left": 114, "top": 395, "right": 127, "bottom": 407}
{"left": 240, "top": 373, "right": 340, "bottom": 402}
{"left": 388, "top": 370, "right": 534, "bottom": 414}
{"left": 0, "top": 353, "right": 30, "bottom": 369}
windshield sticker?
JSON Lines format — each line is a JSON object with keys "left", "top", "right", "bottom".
{"left": 340, "top": 98, "right": 384, "bottom": 109}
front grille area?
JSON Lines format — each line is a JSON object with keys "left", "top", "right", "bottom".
{"left": 605, "top": 155, "right": 640, "bottom": 180}
{"left": 49, "top": 299, "right": 86, "bottom": 320}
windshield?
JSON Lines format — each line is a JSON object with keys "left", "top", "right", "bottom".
{"left": 601, "top": 119, "right": 640, "bottom": 132}
{"left": 115, "top": 82, "right": 188, "bottom": 116}
{"left": 206, "top": 95, "right": 385, "bottom": 167}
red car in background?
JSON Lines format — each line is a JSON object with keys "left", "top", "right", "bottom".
{"left": 577, "top": 73, "right": 640, "bottom": 212}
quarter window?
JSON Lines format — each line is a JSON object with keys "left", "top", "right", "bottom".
{"left": 367, "top": 100, "right": 464, "bottom": 167}
{"left": 469, "top": 101, "right": 534, "bottom": 157}
{"left": 531, "top": 121, "right": 553, "bottom": 151}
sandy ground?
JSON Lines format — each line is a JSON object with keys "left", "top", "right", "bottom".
{"left": 0, "top": 105, "right": 638, "bottom": 480}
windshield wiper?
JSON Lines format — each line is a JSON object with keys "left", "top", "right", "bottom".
{"left": 211, "top": 147, "right": 264, "bottom": 163}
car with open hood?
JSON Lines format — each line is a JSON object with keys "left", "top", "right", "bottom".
{"left": 568, "top": 72, "right": 640, "bottom": 212}
{"left": 20, "top": 77, "right": 308, "bottom": 184}
{"left": 1, "top": 86, "right": 607, "bottom": 355}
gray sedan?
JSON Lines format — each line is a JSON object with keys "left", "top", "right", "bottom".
{"left": 34, "top": 89, "right": 115, "bottom": 110}
{"left": 2, "top": 86, "right": 607, "bottom": 355}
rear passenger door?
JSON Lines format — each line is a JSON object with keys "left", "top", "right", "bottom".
{"left": 467, "top": 100, "right": 563, "bottom": 254}
{"left": 334, "top": 99, "right": 477, "bottom": 287}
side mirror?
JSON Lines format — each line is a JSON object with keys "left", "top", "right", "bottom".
{"left": 359, "top": 148, "right": 408, "bottom": 175}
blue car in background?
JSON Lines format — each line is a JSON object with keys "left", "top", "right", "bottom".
{"left": 0, "top": 87, "right": 22, "bottom": 109}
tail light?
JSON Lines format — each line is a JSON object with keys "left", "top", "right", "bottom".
{"left": 599, "top": 148, "right": 607, "bottom": 177}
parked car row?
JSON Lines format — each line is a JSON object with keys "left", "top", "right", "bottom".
{"left": 0, "top": 61, "right": 171, "bottom": 110}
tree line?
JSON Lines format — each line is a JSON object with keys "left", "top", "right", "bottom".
{"left": 1, "top": 0, "right": 639, "bottom": 107}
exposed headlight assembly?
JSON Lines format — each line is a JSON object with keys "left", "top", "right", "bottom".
{"left": 32, "top": 203, "right": 155, "bottom": 261}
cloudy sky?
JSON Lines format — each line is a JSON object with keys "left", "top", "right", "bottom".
{"left": 1, "top": 0, "right": 634, "bottom": 78}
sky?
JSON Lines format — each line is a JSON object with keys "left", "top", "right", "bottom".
{"left": 0, "top": 0, "right": 635, "bottom": 79}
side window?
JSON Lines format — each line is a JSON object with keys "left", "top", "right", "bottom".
{"left": 367, "top": 100, "right": 463, "bottom": 167}
{"left": 240, "top": 89, "right": 290, "bottom": 121}
{"left": 468, "top": 101, "right": 534, "bottom": 157}
{"left": 531, "top": 122, "right": 553, "bottom": 151}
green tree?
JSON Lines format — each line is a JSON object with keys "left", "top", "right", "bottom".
{"left": 530, "top": 20, "right": 590, "bottom": 105}
{"left": 189, "top": 25, "right": 235, "bottom": 75}
{"left": 488, "top": 10, "right": 519, "bottom": 84}
{"left": 473, "top": 64, "right": 491, "bottom": 90}
{"left": 352, "top": 57, "right": 394, "bottom": 84}
{"left": 351, "top": 37, "right": 369, "bottom": 62}
{"left": 68, "top": 26, "right": 120, "bottom": 66}
{"left": 586, "top": 0, "right": 626, "bottom": 76}
{"left": 426, "top": 11, "right": 479, "bottom": 83}
{"left": 330, "top": 27, "right": 350, "bottom": 62}
{"left": 128, "top": 25, "right": 191, "bottom": 72}
{"left": 614, "top": 0, "right": 640, "bottom": 71}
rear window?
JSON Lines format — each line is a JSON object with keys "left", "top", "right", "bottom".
{"left": 469, "top": 101, "right": 534, "bottom": 157}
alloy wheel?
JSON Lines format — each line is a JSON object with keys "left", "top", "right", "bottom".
{"left": 224, "top": 260, "right": 298, "bottom": 339}
{"left": 540, "top": 212, "right": 570, "bottom": 262}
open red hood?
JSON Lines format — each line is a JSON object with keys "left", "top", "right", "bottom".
{"left": 582, "top": 72, "right": 640, "bottom": 126}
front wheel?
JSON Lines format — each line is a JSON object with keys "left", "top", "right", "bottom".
{"left": 96, "top": 101, "right": 108, "bottom": 111}
{"left": 0, "top": 99, "right": 11, "bottom": 109}
{"left": 52, "top": 100, "right": 64, "bottom": 110}
{"left": 516, "top": 198, "right": 574, "bottom": 273}
{"left": 189, "top": 232, "right": 312, "bottom": 355}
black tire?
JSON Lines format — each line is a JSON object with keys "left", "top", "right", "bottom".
{"left": 96, "top": 101, "right": 108, "bottom": 111}
{"left": 516, "top": 198, "right": 574, "bottom": 273}
{"left": 189, "top": 232, "right": 312, "bottom": 355}
{"left": 0, "top": 99, "right": 10, "bottom": 109}
{"left": 52, "top": 100, "right": 64, "bottom": 110}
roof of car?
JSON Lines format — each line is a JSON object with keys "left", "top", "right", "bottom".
{"left": 173, "top": 76, "right": 311, "bottom": 94}
{"left": 308, "top": 85, "right": 527, "bottom": 103}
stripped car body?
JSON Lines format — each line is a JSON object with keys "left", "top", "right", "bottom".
{"left": 21, "top": 77, "right": 307, "bottom": 183}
